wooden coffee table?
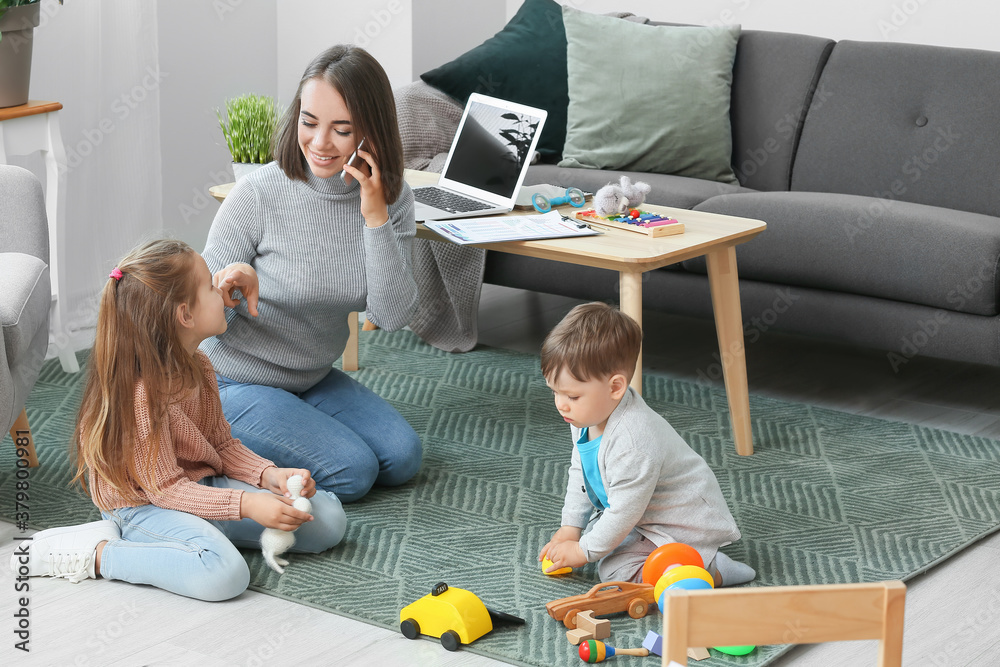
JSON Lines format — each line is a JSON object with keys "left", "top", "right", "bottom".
{"left": 209, "top": 170, "right": 766, "bottom": 455}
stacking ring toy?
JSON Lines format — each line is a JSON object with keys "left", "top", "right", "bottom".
{"left": 641, "top": 543, "right": 704, "bottom": 585}
{"left": 653, "top": 565, "right": 714, "bottom": 601}
{"left": 658, "top": 578, "right": 712, "bottom": 613}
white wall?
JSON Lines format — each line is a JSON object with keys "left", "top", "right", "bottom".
{"left": 412, "top": 0, "right": 506, "bottom": 77}
{"left": 276, "top": 0, "right": 413, "bottom": 105}
{"left": 157, "top": 0, "right": 278, "bottom": 254}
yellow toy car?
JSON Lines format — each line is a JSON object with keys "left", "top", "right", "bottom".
{"left": 399, "top": 582, "right": 524, "bottom": 651}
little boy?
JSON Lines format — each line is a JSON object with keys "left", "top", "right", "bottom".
{"left": 538, "top": 302, "right": 755, "bottom": 586}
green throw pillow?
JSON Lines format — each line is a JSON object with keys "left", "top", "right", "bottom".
{"left": 559, "top": 7, "right": 741, "bottom": 184}
{"left": 420, "top": 0, "right": 568, "bottom": 159}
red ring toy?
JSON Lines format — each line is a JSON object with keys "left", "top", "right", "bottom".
{"left": 642, "top": 543, "right": 704, "bottom": 585}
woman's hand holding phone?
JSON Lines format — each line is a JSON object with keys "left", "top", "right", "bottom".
{"left": 340, "top": 137, "right": 366, "bottom": 185}
{"left": 343, "top": 137, "right": 390, "bottom": 228}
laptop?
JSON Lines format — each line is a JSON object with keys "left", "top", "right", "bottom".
{"left": 413, "top": 93, "right": 547, "bottom": 221}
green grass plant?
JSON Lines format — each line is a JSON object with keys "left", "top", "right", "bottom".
{"left": 217, "top": 94, "right": 281, "bottom": 164}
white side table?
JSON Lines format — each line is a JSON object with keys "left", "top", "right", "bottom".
{"left": 0, "top": 100, "right": 78, "bottom": 372}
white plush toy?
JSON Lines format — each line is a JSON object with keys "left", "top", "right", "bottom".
{"left": 260, "top": 474, "right": 312, "bottom": 574}
{"left": 593, "top": 175, "right": 651, "bottom": 217}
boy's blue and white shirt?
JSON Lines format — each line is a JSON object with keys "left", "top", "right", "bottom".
{"left": 576, "top": 427, "right": 609, "bottom": 511}
{"left": 561, "top": 387, "right": 742, "bottom": 566}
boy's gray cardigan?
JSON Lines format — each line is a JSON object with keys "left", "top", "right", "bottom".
{"left": 562, "top": 388, "right": 742, "bottom": 566}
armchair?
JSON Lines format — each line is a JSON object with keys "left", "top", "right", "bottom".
{"left": 1, "top": 165, "right": 51, "bottom": 466}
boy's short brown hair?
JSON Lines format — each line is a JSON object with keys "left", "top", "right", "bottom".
{"left": 540, "top": 302, "right": 642, "bottom": 382}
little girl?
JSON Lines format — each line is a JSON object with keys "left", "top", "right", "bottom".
{"left": 12, "top": 239, "right": 346, "bottom": 601}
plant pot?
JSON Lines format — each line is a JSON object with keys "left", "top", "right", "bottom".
{"left": 0, "top": 4, "right": 41, "bottom": 109}
{"left": 232, "top": 162, "right": 267, "bottom": 181}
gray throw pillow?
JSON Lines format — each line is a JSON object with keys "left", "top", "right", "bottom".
{"left": 558, "top": 7, "right": 740, "bottom": 184}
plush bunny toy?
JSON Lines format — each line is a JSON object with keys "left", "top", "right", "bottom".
{"left": 260, "top": 474, "right": 312, "bottom": 574}
{"left": 593, "top": 175, "right": 651, "bottom": 217}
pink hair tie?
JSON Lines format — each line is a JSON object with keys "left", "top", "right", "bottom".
{"left": 110, "top": 267, "right": 123, "bottom": 281}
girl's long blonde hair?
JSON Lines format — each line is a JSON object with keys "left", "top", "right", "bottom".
{"left": 73, "top": 239, "right": 205, "bottom": 508}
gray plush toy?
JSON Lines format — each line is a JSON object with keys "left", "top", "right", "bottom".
{"left": 593, "top": 175, "right": 651, "bottom": 217}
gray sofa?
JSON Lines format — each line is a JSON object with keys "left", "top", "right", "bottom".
{"left": 479, "top": 29, "right": 1000, "bottom": 369}
{"left": 1, "top": 165, "right": 51, "bottom": 442}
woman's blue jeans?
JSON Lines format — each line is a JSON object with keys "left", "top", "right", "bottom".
{"left": 216, "top": 367, "right": 422, "bottom": 502}
{"left": 99, "top": 476, "right": 346, "bottom": 601}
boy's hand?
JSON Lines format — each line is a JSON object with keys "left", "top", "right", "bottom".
{"left": 214, "top": 262, "right": 259, "bottom": 317}
{"left": 240, "top": 491, "right": 313, "bottom": 530}
{"left": 538, "top": 525, "right": 583, "bottom": 562}
{"left": 543, "top": 540, "right": 588, "bottom": 572}
{"left": 261, "top": 467, "right": 316, "bottom": 499}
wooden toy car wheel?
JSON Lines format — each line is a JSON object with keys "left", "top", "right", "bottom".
{"left": 627, "top": 597, "right": 649, "bottom": 619}
{"left": 400, "top": 618, "right": 420, "bottom": 639}
{"left": 562, "top": 607, "right": 583, "bottom": 630}
{"left": 440, "top": 630, "right": 461, "bottom": 652}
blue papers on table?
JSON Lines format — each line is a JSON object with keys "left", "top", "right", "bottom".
{"left": 424, "top": 211, "right": 600, "bottom": 245}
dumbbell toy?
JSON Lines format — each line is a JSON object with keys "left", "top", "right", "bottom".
{"left": 532, "top": 187, "right": 587, "bottom": 214}
{"left": 579, "top": 640, "right": 649, "bottom": 663}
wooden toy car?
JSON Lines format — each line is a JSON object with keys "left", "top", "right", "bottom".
{"left": 546, "top": 581, "right": 656, "bottom": 629}
{"left": 400, "top": 582, "right": 524, "bottom": 651}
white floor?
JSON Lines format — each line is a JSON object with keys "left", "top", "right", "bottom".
{"left": 3, "top": 284, "right": 999, "bottom": 666}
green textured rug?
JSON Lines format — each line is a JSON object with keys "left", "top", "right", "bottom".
{"left": 3, "top": 329, "right": 1000, "bottom": 666}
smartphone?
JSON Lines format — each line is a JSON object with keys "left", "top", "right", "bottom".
{"left": 341, "top": 137, "right": 367, "bottom": 184}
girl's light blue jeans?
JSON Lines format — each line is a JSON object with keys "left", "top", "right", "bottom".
{"left": 216, "top": 367, "right": 422, "bottom": 502}
{"left": 99, "top": 476, "right": 346, "bottom": 601}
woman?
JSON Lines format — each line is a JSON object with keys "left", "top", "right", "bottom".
{"left": 201, "top": 45, "right": 421, "bottom": 503}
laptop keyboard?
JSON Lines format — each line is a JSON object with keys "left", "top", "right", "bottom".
{"left": 414, "top": 187, "right": 494, "bottom": 214}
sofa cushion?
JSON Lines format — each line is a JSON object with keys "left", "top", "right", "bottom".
{"left": 791, "top": 40, "right": 1000, "bottom": 218}
{"left": 685, "top": 192, "right": 1000, "bottom": 316}
{"left": 524, "top": 164, "right": 754, "bottom": 211}
{"left": 724, "top": 30, "right": 834, "bottom": 192}
{"left": 1, "top": 252, "right": 50, "bottom": 363}
{"left": 558, "top": 7, "right": 740, "bottom": 184}
{"left": 419, "top": 0, "right": 568, "bottom": 160}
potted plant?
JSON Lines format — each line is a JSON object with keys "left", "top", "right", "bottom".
{"left": 0, "top": 0, "right": 62, "bottom": 109}
{"left": 217, "top": 93, "right": 281, "bottom": 180}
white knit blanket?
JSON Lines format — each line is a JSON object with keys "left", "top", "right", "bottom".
{"left": 395, "top": 80, "right": 484, "bottom": 353}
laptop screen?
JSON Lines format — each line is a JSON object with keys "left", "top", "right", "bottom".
{"left": 440, "top": 97, "right": 546, "bottom": 199}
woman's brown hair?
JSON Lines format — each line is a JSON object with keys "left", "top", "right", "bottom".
{"left": 540, "top": 302, "right": 643, "bottom": 383}
{"left": 73, "top": 239, "right": 205, "bottom": 509}
{"left": 273, "top": 44, "right": 405, "bottom": 204}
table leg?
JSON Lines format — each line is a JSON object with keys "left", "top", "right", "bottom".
{"left": 705, "top": 246, "right": 753, "bottom": 455}
{"left": 619, "top": 270, "right": 643, "bottom": 394}
{"left": 9, "top": 408, "right": 39, "bottom": 468}
{"left": 343, "top": 312, "right": 359, "bottom": 371}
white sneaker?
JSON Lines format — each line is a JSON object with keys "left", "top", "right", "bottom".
{"left": 10, "top": 520, "right": 119, "bottom": 584}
